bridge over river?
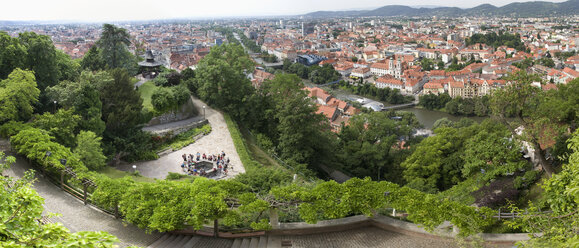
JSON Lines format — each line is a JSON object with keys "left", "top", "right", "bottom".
{"left": 381, "top": 101, "right": 418, "bottom": 111}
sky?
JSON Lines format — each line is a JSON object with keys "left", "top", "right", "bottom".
{"left": 0, "top": 0, "right": 568, "bottom": 22}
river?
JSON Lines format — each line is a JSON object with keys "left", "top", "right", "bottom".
{"left": 321, "top": 86, "right": 488, "bottom": 129}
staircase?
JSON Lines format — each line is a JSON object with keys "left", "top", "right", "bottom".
{"left": 147, "top": 233, "right": 281, "bottom": 248}
{"left": 230, "top": 235, "right": 281, "bottom": 248}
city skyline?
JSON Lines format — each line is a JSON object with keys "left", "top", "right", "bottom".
{"left": 1, "top": 0, "right": 570, "bottom": 22}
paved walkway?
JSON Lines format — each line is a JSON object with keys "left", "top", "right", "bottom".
{"left": 277, "top": 226, "right": 460, "bottom": 248}
{"left": 118, "top": 97, "right": 245, "bottom": 180}
{"left": 0, "top": 140, "right": 160, "bottom": 248}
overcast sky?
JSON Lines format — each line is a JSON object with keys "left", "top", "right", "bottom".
{"left": 1, "top": 0, "right": 568, "bottom": 22}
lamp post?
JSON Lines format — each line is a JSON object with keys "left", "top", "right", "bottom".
{"left": 203, "top": 106, "right": 206, "bottom": 120}
{"left": 53, "top": 100, "right": 57, "bottom": 113}
{"left": 132, "top": 165, "right": 137, "bottom": 173}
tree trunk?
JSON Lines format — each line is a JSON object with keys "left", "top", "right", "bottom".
{"left": 213, "top": 219, "right": 219, "bottom": 238}
{"left": 531, "top": 141, "right": 555, "bottom": 178}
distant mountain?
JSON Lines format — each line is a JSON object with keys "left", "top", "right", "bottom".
{"left": 303, "top": 10, "right": 366, "bottom": 18}
{"left": 302, "top": 0, "right": 579, "bottom": 18}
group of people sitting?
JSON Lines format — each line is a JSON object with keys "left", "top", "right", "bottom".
{"left": 180, "top": 151, "right": 231, "bottom": 177}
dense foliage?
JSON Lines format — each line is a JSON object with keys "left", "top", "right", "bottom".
{"left": 465, "top": 31, "right": 527, "bottom": 52}
{"left": 419, "top": 93, "right": 490, "bottom": 117}
{"left": 0, "top": 153, "right": 119, "bottom": 247}
{"left": 285, "top": 62, "right": 341, "bottom": 85}
{"left": 336, "top": 111, "right": 421, "bottom": 182}
{"left": 335, "top": 80, "right": 413, "bottom": 105}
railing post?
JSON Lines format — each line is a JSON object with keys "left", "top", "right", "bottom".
{"left": 392, "top": 208, "right": 396, "bottom": 217}
{"left": 269, "top": 208, "right": 279, "bottom": 229}
{"left": 498, "top": 208, "right": 501, "bottom": 220}
{"left": 60, "top": 170, "right": 65, "bottom": 190}
{"left": 83, "top": 184, "right": 88, "bottom": 205}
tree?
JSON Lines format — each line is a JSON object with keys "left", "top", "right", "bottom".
{"left": 264, "top": 74, "right": 335, "bottom": 166}
{"left": 0, "top": 31, "right": 27, "bottom": 79}
{"left": 402, "top": 124, "right": 479, "bottom": 193}
{"left": 538, "top": 57, "right": 555, "bottom": 68}
{"left": 490, "top": 72, "right": 557, "bottom": 177}
{"left": 151, "top": 87, "right": 174, "bottom": 113}
{"left": 337, "top": 112, "right": 413, "bottom": 180}
{"left": 97, "top": 24, "right": 137, "bottom": 74}
{"left": 187, "top": 179, "right": 247, "bottom": 237}
{"left": 33, "top": 108, "right": 80, "bottom": 148}
{"left": 180, "top": 67, "right": 195, "bottom": 81}
{"left": 76, "top": 85, "right": 106, "bottom": 136}
{"left": 462, "top": 120, "right": 530, "bottom": 181}
{"left": 0, "top": 69, "right": 40, "bottom": 124}
{"left": 100, "top": 68, "right": 143, "bottom": 138}
{"left": 194, "top": 43, "right": 254, "bottom": 119}
{"left": 74, "top": 131, "right": 107, "bottom": 171}
{"left": 81, "top": 46, "right": 106, "bottom": 71}
{"left": 432, "top": 118, "right": 453, "bottom": 130}
{"left": 0, "top": 153, "right": 119, "bottom": 247}
{"left": 18, "top": 32, "right": 60, "bottom": 91}
{"left": 507, "top": 130, "right": 579, "bottom": 247}
{"left": 55, "top": 50, "right": 80, "bottom": 82}
{"left": 445, "top": 99, "right": 460, "bottom": 115}
{"left": 45, "top": 71, "right": 108, "bottom": 136}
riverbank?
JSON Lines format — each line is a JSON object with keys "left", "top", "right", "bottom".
{"left": 318, "top": 85, "right": 488, "bottom": 129}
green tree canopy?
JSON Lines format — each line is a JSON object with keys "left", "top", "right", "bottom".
{"left": 194, "top": 43, "right": 254, "bottom": 119}
{"left": 33, "top": 108, "right": 81, "bottom": 148}
{"left": 18, "top": 32, "right": 60, "bottom": 91}
{"left": 97, "top": 24, "right": 137, "bottom": 74}
{"left": 0, "top": 69, "right": 40, "bottom": 124}
{"left": 491, "top": 72, "right": 558, "bottom": 177}
{"left": 100, "top": 68, "right": 143, "bottom": 138}
{"left": 337, "top": 111, "right": 416, "bottom": 180}
{"left": 81, "top": 46, "right": 106, "bottom": 71}
{"left": 0, "top": 31, "right": 27, "bottom": 79}
{"left": 74, "top": 130, "right": 107, "bottom": 171}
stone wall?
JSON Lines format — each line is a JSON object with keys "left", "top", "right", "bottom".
{"left": 146, "top": 97, "right": 198, "bottom": 126}
{"left": 155, "top": 119, "right": 209, "bottom": 139}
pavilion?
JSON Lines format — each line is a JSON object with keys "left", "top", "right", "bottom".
{"left": 138, "top": 50, "right": 163, "bottom": 78}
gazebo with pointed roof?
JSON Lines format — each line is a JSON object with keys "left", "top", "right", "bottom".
{"left": 139, "top": 50, "right": 163, "bottom": 78}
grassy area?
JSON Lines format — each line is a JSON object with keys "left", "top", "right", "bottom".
{"left": 239, "top": 127, "right": 281, "bottom": 169}
{"left": 99, "top": 166, "right": 155, "bottom": 183}
{"left": 156, "top": 124, "right": 211, "bottom": 152}
{"left": 138, "top": 81, "right": 158, "bottom": 111}
{"left": 223, "top": 113, "right": 259, "bottom": 172}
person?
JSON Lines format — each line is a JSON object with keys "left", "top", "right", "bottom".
{"left": 181, "top": 162, "right": 186, "bottom": 172}
{"left": 182, "top": 154, "right": 187, "bottom": 162}
{"left": 221, "top": 150, "right": 225, "bottom": 158}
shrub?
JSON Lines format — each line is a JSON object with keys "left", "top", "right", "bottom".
{"left": 256, "top": 133, "right": 274, "bottom": 152}
{"left": 224, "top": 113, "right": 259, "bottom": 172}
{"left": 166, "top": 172, "right": 191, "bottom": 180}
{"left": 0, "top": 121, "right": 32, "bottom": 138}
{"left": 151, "top": 87, "right": 174, "bottom": 112}
{"left": 514, "top": 170, "right": 541, "bottom": 189}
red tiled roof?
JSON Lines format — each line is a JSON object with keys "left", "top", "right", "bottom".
{"left": 316, "top": 105, "right": 338, "bottom": 119}
{"left": 371, "top": 63, "right": 390, "bottom": 70}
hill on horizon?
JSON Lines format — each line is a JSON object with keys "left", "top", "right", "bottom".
{"left": 303, "top": 0, "right": 579, "bottom": 18}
